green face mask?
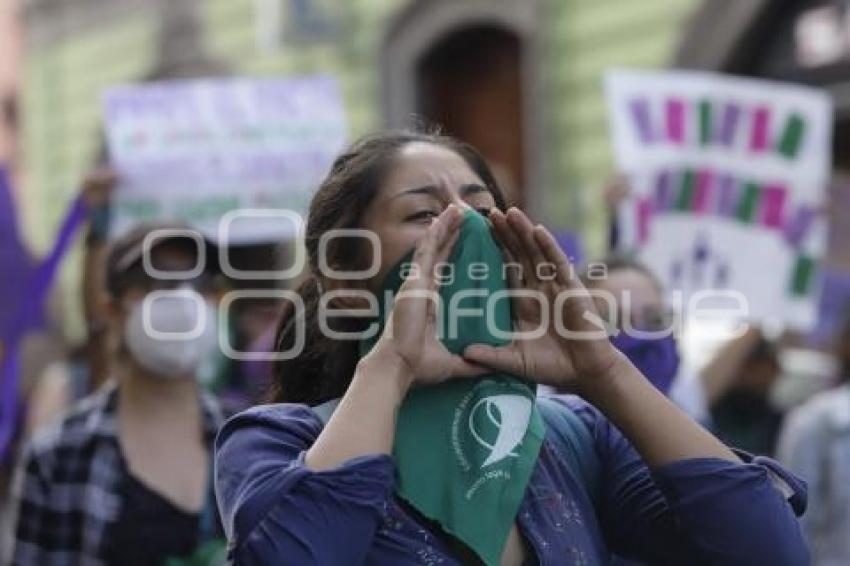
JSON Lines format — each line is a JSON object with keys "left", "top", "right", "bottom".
{"left": 358, "top": 208, "right": 544, "bottom": 566}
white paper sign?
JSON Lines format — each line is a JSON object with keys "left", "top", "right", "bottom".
{"left": 103, "top": 75, "right": 348, "bottom": 243}
{"left": 605, "top": 69, "right": 833, "bottom": 330}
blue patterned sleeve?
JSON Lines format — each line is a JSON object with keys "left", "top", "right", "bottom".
{"left": 564, "top": 397, "right": 809, "bottom": 565}
{"left": 213, "top": 404, "right": 396, "bottom": 565}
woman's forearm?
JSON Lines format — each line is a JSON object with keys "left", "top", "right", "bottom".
{"left": 582, "top": 355, "right": 739, "bottom": 468}
{"left": 700, "top": 326, "right": 760, "bottom": 405}
{"left": 305, "top": 348, "right": 412, "bottom": 471}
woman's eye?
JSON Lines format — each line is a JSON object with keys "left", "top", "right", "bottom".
{"left": 476, "top": 207, "right": 493, "bottom": 216}
{"left": 407, "top": 210, "right": 440, "bottom": 221}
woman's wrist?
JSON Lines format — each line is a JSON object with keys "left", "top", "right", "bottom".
{"left": 573, "top": 353, "right": 634, "bottom": 409}
{"left": 356, "top": 344, "right": 414, "bottom": 403}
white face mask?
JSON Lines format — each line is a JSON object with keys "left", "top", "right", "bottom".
{"left": 124, "top": 286, "right": 220, "bottom": 380}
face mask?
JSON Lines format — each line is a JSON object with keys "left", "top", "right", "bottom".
{"left": 610, "top": 332, "right": 680, "bottom": 394}
{"left": 358, "top": 208, "right": 544, "bottom": 566}
{"left": 124, "top": 287, "right": 219, "bottom": 380}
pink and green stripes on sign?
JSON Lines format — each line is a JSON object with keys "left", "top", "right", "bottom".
{"left": 628, "top": 96, "right": 807, "bottom": 159}
{"left": 638, "top": 168, "right": 816, "bottom": 248}
{"left": 789, "top": 254, "right": 817, "bottom": 297}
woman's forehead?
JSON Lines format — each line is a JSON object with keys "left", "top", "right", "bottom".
{"left": 381, "top": 142, "right": 483, "bottom": 194}
{"left": 597, "top": 268, "right": 664, "bottom": 306}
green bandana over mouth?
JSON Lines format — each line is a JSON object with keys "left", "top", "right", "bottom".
{"left": 358, "top": 208, "right": 545, "bottom": 566}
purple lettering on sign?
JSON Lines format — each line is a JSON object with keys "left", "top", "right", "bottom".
{"left": 750, "top": 106, "right": 770, "bottom": 152}
{"left": 718, "top": 102, "right": 741, "bottom": 146}
{"left": 759, "top": 184, "right": 787, "bottom": 229}
{"left": 629, "top": 98, "right": 654, "bottom": 144}
{"left": 654, "top": 170, "right": 672, "bottom": 212}
{"left": 693, "top": 169, "right": 715, "bottom": 214}
{"left": 716, "top": 174, "right": 739, "bottom": 217}
{"left": 784, "top": 205, "right": 816, "bottom": 249}
{"left": 666, "top": 98, "right": 686, "bottom": 144}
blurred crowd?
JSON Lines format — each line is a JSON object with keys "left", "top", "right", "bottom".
{"left": 4, "top": 0, "right": 850, "bottom": 562}
{"left": 1, "top": 55, "right": 850, "bottom": 566}
{"left": 0, "top": 163, "right": 284, "bottom": 563}
{"left": 0, "top": 154, "right": 849, "bottom": 564}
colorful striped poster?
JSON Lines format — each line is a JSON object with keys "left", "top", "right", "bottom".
{"left": 605, "top": 69, "right": 832, "bottom": 330}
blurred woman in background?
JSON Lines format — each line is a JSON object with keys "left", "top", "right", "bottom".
{"left": 778, "top": 311, "right": 850, "bottom": 565}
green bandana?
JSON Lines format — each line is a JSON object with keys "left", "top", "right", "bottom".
{"left": 358, "top": 209, "right": 544, "bottom": 565}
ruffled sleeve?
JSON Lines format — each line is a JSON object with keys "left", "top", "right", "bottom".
{"left": 214, "top": 404, "right": 396, "bottom": 565}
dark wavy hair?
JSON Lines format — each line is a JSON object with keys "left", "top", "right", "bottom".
{"left": 269, "top": 130, "right": 508, "bottom": 404}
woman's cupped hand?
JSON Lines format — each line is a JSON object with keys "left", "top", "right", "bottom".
{"left": 366, "top": 204, "right": 626, "bottom": 394}
{"left": 461, "top": 207, "right": 626, "bottom": 394}
{"left": 366, "top": 204, "right": 492, "bottom": 387}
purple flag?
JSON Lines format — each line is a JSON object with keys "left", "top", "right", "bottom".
{"left": 0, "top": 167, "right": 39, "bottom": 339}
{"left": 0, "top": 178, "right": 89, "bottom": 464}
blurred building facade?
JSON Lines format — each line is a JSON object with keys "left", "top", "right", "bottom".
{"left": 18, "top": 0, "right": 700, "bottom": 336}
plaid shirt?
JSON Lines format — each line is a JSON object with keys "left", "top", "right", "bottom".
{"left": 8, "top": 381, "right": 224, "bottom": 566}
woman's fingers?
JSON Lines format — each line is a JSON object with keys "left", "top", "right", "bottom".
{"left": 462, "top": 343, "right": 525, "bottom": 377}
{"left": 391, "top": 205, "right": 461, "bottom": 338}
{"left": 505, "top": 208, "right": 549, "bottom": 282}
{"left": 531, "top": 224, "right": 578, "bottom": 289}
{"left": 407, "top": 204, "right": 462, "bottom": 292}
{"left": 489, "top": 209, "right": 523, "bottom": 259}
{"left": 489, "top": 209, "right": 534, "bottom": 282}
{"left": 530, "top": 225, "right": 608, "bottom": 335}
{"left": 431, "top": 223, "right": 461, "bottom": 287}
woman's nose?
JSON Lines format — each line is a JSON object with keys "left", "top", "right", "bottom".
{"left": 433, "top": 174, "right": 473, "bottom": 210}
{"left": 446, "top": 193, "right": 472, "bottom": 210}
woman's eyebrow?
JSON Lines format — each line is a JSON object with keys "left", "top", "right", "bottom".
{"left": 391, "top": 183, "right": 488, "bottom": 200}
{"left": 458, "top": 183, "right": 489, "bottom": 197}
{"left": 392, "top": 185, "right": 443, "bottom": 200}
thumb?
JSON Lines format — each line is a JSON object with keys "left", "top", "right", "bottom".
{"left": 462, "top": 344, "right": 524, "bottom": 376}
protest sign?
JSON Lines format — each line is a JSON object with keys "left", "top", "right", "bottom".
{"left": 605, "top": 70, "right": 833, "bottom": 330}
{"left": 103, "top": 76, "right": 347, "bottom": 243}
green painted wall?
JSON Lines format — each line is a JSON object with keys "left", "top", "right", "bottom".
{"left": 20, "top": 13, "right": 157, "bottom": 338}
{"left": 545, "top": 0, "right": 698, "bottom": 253}
{"left": 19, "top": 0, "right": 697, "bottom": 339}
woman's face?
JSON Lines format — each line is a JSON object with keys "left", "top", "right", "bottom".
{"left": 359, "top": 142, "right": 498, "bottom": 290}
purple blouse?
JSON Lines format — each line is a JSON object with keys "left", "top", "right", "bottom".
{"left": 214, "top": 395, "right": 808, "bottom": 565}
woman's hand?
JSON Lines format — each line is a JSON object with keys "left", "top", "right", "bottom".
{"left": 365, "top": 204, "right": 489, "bottom": 389}
{"left": 461, "top": 208, "right": 739, "bottom": 468}
{"left": 80, "top": 166, "right": 117, "bottom": 210}
{"left": 462, "top": 207, "right": 624, "bottom": 394}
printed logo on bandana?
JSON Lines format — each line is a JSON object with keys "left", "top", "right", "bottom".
{"left": 452, "top": 379, "right": 534, "bottom": 500}
{"left": 469, "top": 395, "right": 533, "bottom": 467}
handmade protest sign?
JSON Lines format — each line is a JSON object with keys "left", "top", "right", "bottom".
{"left": 103, "top": 76, "right": 347, "bottom": 243}
{"left": 605, "top": 70, "right": 833, "bottom": 330}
